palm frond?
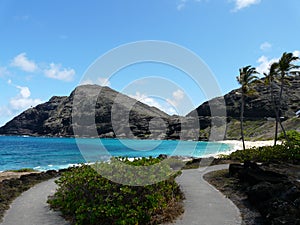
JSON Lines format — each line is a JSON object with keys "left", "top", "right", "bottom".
{"left": 237, "top": 65, "right": 259, "bottom": 95}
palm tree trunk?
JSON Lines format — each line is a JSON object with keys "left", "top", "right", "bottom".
{"left": 240, "top": 94, "right": 246, "bottom": 151}
{"left": 270, "top": 82, "right": 279, "bottom": 146}
{"left": 277, "top": 79, "right": 289, "bottom": 142}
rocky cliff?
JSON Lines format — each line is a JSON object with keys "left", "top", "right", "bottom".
{"left": 0, "top": 75, "right": 299, "bottom": 140}
{"left": 0, "top": 85, "right": 198, "bottom": 139}
{"left": 187, "top": 75, "right": 300, "bottom": 140}
{"left": 188, "top": 75, "right": 300, "bottom": 119}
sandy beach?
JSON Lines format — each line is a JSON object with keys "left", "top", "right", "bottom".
{"left": 219, "top": 140, "right": 280, "bottom": 152}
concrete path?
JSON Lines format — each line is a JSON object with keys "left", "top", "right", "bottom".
{"left": 1, "top": 164, "right": 241, "bottom": 225}
{"left": 0, "top": 178, "right": 69, "bottom": 225}
{"left": 171, "top": 164, "right": 242, "bottom": 225}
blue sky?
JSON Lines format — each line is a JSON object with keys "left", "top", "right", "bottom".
{"left": 0, "top": 0, "right": 300, "bottom": 126}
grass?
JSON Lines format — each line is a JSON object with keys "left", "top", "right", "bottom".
{"left": 222, "top": 118, "right": 300, "bottom": 141}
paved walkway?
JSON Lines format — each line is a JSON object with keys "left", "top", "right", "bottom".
{"left": 1, "top": 164, "right": 241, "bottom": 225}
{"left": 171, "top": 164, "right": 242, "bottom": 225}
{"left": 0, "top": 178, "right": 69, "bottom": 225}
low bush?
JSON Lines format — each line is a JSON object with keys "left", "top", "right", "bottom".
{"left": 279, "top": 130, "right": 300, "bottom": 143}
{"left": 48, "top": 157, "right": 184, "bottom": 225}
{"left": 221, "top": 142, "right": 300, "bottom": 163}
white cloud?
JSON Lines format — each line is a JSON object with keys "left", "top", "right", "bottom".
{"left": 11, "top": 53, "right": 38, "bottom": 72}
{"left": 97, "top": 77, "right": 111, "bottom": 86}
{"left": 9, "top": 53, "right": 76, "bottom": 82}
{"left": 177, "top": 0, "right": 188, "bottom": 11}
{"left": 130, "top": 92, "right": 162, "bottom": 109}
{"left": 129, "top": 92, "right": 177, "bottom": 115}
{"left": 81, "top": 79, "right": 93, "bottom": 85}
{"left": 167, "top": 89, "right": 185, "bottom": 107}
{"left": 129, "top": 90, "right": 187, "bottom": 115}
{"left": 176, "top": 0, "right": 205, "bottom": 11}
{"left": 10, "top": 97, "right": 42, "bottom": 111}
{"left": 256, "top": 55, "right": 278, "bottom": 74}
{"left": 177, "top": 3, "right": 186, "bottom": 11}
{"left": 256, "top": 50, "right": 300, "bottom": 74}
{"left": 260, "top": 42, "right": 272, "bottom": 51}
{"left": 16, "top": 86, "right": 31, "bottom": 98}
{"left": 9, "top": 85, "right": 42, "bottom": 111}
{"left": 172, "top": 89, "right": 184, "bottom": 100}
{"left": 0, "top": 82, "right": 43, "bottom": 125}
{"left": 293, "top": 50, "right": 300, "bottom": 58}
{"left": 44, "top": 63, "right": 75, "bottom": 82}
{"left": 81, "top": 77, "right": 111, "bottom": 86}
{"left": 233, "top": 0, "right": 261, "bottom": 12}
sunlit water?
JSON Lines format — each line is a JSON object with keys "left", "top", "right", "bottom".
{"left": 0, "top": 136, "right": 232, "bottom": 171}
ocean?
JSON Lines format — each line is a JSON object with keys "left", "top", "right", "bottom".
{"left": 0, "top": 136, "right": 232, "bottom": 171}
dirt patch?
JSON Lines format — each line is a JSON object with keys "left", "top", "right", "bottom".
{"left": 0, "top": 171, "right": 40, "bottom": 182}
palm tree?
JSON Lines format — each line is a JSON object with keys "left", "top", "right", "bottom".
{"left": 264, "top": 62, "right": 282, "bottom": 145}
{"left": 237, "top": 66, "right": 259, "bottom": 150}
{"left": 276, "top": 52, "right": 299, "bottom": 143}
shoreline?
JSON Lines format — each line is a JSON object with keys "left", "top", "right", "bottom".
{"left": 0, "top": 140, "right": 278, "bottom": 177}
{"left": 218, "top": 140, "right": 279, "bottom": 151}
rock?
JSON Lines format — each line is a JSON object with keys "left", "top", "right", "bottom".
{"left": 0, "top": 85, "right": 196, "bottom": 139}
{"left": 1, "top": 76, "right": 300, "bottom": 140}
{"left": 187, "top": 75, "right": 300, "bottom": 139}
{"left": 272, "top": 216, "right": 300, "bottom": 225}
{"left": 294, "top": 197, "right": 300, "bottom": 208}
{"left": 188, "top": 75, "right": 300, "bottom": 120}
{"left": 245, "top": 170, "right": 288, "bottom": 185}
{"left": 158, "top": 154, "right": 168, "bottom": 159}
{"left": 247, "top": 181, "right": 275, "bottom": 203}
{"left": 231, "top": 162, "right": 300, "bottom": 225}
{"left": 229, "top": 163, "right": 244, "bottom": 176}
{"left": 229, "top": 162, "right": 288, "bottom": 185}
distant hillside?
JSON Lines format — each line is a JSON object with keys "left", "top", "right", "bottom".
{"left": 0, "top": 85, "right": 198, "bottom": 140}
{"left": 1, "top": 76, "right": 299, "bottom": 140}
{"left": 187, "top": 75, "right": 300, "bottom": 140}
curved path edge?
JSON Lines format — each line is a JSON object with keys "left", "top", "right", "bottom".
{"left": 1, "top": 164, "right": 241, "bottom": 225}
{"left": 168, "top": 164, "right": 242, "bottom": 225}
{"left": 0, "top": 178, "right": 70, "bottom": 225}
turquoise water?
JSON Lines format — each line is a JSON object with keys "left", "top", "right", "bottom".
{"left": 0, "top": 136, "right": 231, "bottom": 171}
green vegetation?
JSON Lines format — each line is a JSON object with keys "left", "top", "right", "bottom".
{"left": 233, "top": 52, "right": 299, "bottom": 145}
{"left": 275, "top": 52, "right": 300, "bottom": 143}
{"left": 226, "top": 119, "right": 270, "bottom": 140}
{"left": 236, "top": 65, "right": 259, "bottom": 150}
{"left": 221, "top": 142, "right": 300, "bottom": 163}
{"left": 48, "top": 157, "right": 184, "bottom": 225}
{"left": 279, "top": 130, "right": 300, "bottom": 143}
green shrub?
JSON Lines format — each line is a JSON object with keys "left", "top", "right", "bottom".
{"left": 48, "top": 157, "right": 183, "bottom": 225}
{"left": 279, "top": 130, "right": 300, "bottom": 143}
{"left": 221, "top": 142, "right": 300, "bottom": 163}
